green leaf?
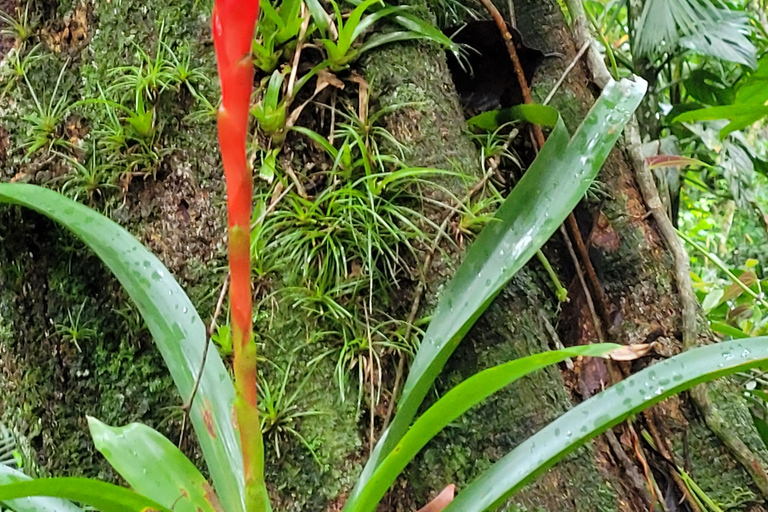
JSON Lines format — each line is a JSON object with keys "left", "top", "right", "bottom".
{"left": 342, "top": 0, "right": 459, "bottom": 54}
{"left": 684, "top": 69, "right": 735, "bottom": 105}
{"left": 701, "top": 288, "right": 725, "bottom": 312}
{"left": 389, "top": 11, "right": 459, "bottom": 54}
{"left": 466, "top": 104, "right": 560, "bottom": 132}
{"left": 0, "top": 184, "right": 246, "bottom": 512}
{"left": 0, "top": 478, "right": 171, "bottom": 512}
{"left": 291, "top": 126, "right": 339, "bottom": 159}
{"left": 337, "top": 0, "right": 382, "bottom": 50}
{"left": 673, "top": 104, "right": 768, "bottom": 138}
{"left": 304, "top": 0, "right": 330, "bottom": 33}
{"left": 752, "top": 415, "right": 768, "bottom": 450}
{"left": 350, "top": 76, "right": 646, "bottom": 494}
{"left": 352, "top": 6, "right": 406, "bottom": 42}
{"left": 0, "top": 466, "right": 84, "bottom": 512}
{"left": 342, "top": 344, "right": 621, "bottom": 512}
{"left": 442, "top": 337, "right": 768, "bottom": 511}
{"left": 709, "top": 321, "right": 749, "bottom": 339}
{"left": 260, "top": 148, "right": 278, "bottom": 184}
{"left": 674, "top": 104, "right": 768, "bottom": 124}
{"left": 88, "top": 418, "right": 222, "bottom": 512}
{"left": 356, "top": 31, "right": 431, "bottom": 56}
{"left": 735, "top": 54, "right": 768, "bottom": 105}
{"left": 633, "top": 0, "right": 756, "bottom": 68}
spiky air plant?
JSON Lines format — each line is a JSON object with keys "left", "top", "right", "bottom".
{"left": 212, "top": 1, "right": 271, "bottom": 511}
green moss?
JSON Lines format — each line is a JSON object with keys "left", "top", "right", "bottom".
{"left": 0, "top": 209, "right": 184, "bottom": 479}
{"left": 363, "top": 40, "right": 480, "bottom": 176}
{"left": 0, "top": 0, "right": 222, "bottom": 481}
{"left": 256, "top": 312, "right": 363, "bottom": 510}
{"left": 673, "top": 410, "right": 762, "bottom": 509}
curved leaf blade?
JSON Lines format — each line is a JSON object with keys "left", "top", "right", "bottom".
{"left": 0, "top": 478, "right": 171, "bottom": 512}
{"left": 0, "top": 184, "right": 244, "bottom": 512}
{"left": 88, "top": 418, "right": 222, "bottom": 512}
{"left": 351, "top": 77, "right": 647, "bottom": 492}
{"left": 0, "top": 466, "right": 84, "bottom": 512}
{"left": 673, "top": 105, "right": 768, "bottom": 123}
{"left": 467, "top": 104, "right": 560, "bottom": 132}
{"left": 443, "top": 337, "right": 768, "bottom": 512}
{"left": 342, "top": 344, "right": 621, "bottom": 512}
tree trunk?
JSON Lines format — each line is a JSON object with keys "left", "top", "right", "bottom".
{"left": 1, "top": 0, "right": 768, "bottom": 511}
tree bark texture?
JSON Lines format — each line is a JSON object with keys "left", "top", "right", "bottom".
{"left": 0, "top": 0, "right": 767, "bottom": 511}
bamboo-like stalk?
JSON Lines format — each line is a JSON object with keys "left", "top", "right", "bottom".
{"left": 211, "top": 1, "right": 271, "bottom": 511}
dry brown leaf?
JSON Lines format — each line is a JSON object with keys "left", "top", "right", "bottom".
{"left": 723, "top": 271, "right": 757, "bottom": 302}
{"left": 417, "top": 484, "right": 455, "bottom": 512}
{"left": 317, "top": 69, "right": 346, "bottom": 91}
{"left": 607, "top": 343, "right": 653, "bottom": 361}
{"left": 285, "top": 70, "right": 342, "bottom": 131}
{"left": 348, "top": 72, "right": 369, "bottom": 124}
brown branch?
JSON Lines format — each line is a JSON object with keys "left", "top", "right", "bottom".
{"left": 478, "top": 0, "right": 614, "bottom": 339}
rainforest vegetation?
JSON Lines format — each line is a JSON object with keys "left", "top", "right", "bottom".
{"left": 2, "top": 0, "right": 768, "bottom": 511}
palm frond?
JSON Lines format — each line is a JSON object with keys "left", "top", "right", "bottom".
{"left": 633, "top": 0, "right": 756, "bottom": 68}
{"left": 0, "top": 424, "right": 18, "bottom": 467}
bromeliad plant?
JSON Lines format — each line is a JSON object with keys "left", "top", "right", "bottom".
{"left": 3, "top": 7, "right": 768, "bottom": 512}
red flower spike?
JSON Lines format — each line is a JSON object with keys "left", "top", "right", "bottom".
{"left": 212, "top": 1, "right": 271, "bottom": 511}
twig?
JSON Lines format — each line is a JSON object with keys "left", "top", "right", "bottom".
{"left": 566, "top": 214, "right": 612, "bottom": 327}
{"left": 179, "top": 274, "right": 230, "bottom": 448}
{"left": 628, "top": 423, "right": 665, "bottom": 512}
{"left": 560, "top": 224, "right": 604, "bottom": 343}
{"left": 604, "top": 428, "right": 656, "bottom": 509}
{"left": 627, "top": 117, "right": 768, "bottom": 497}
{"left": 643, "top": 411, "right": 702, "bottom": 512}
{"left": 286, "top": 4, "right": 311, "bottom": 101}
{"left": 543, "top": 40, "right": 591, "bottom": 106}
{"left": 678, "top": 230, "right": 768, "bottom": 309}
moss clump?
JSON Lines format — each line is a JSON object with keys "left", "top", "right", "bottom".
{"left": 0, "top": 209, "right": 184, "bottom": 479}
{"left": 0, "top": 0, "right": 225, "bottom": 480}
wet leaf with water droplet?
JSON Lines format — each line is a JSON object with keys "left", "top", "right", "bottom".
{"left": 442, "top": 337, "right": 768, "bottom": 512}
{"left": 88, "top": 418, "right": 221, "bottom": 512}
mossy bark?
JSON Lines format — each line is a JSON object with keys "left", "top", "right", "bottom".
{"left": 1, "top": 0, "right": 767, "bottom": 511}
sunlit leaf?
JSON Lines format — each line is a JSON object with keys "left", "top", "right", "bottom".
{"left": 673, "top": 105, "right": 768, "bottom": 138}
{"left": 466, "top": 104, "right": 559, "bottom": 132}
{"left": 735, "top": 55, "right": 768, "bottom": 105}
{"left": 710, "top": 321, "right": 748, "bottom": 339}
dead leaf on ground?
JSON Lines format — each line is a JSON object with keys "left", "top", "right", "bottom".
{"left": 348, "top": 71, "right": 369, "bottom": 123}
{"left": 607, "top": 343, "right": 653, "bottom": 361}
{"left": 417, "top": 484, "right": 455, "bottom": 512}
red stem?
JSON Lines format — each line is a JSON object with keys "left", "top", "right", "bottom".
{"left": 212, "top": 1, "right": 270, "bottom": 511}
